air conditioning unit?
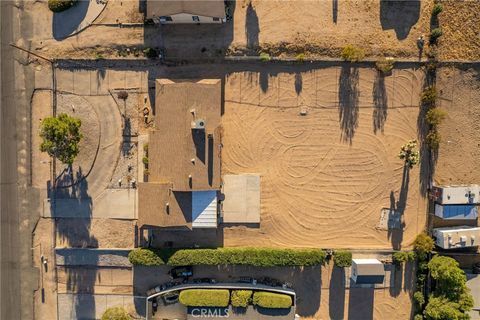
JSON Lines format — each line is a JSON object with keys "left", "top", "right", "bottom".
{"left": 191, "top": 119, "right": 206, "bottom": 130}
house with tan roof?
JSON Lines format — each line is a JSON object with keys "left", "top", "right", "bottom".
{"left": 138, "top": 79, "right": 222, "bottom": 231}
{"left": 146, "top": 0, "right": 227, "bottom": 24}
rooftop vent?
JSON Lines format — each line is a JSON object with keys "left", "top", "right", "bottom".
{"left": 191, "top": 119, "right": 206, "bottom": 130}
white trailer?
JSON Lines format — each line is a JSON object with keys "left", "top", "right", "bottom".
{"left": 433, "top": 226, "right": 480, "bottom": 249}
{"left": 431, "top": 185, "right": 480, "bottom": 205}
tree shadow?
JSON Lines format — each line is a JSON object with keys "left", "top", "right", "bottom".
{"left": 373, "top": 72, "right": 388, "bottom": 134}
{"left": 245, "top": 3, "right": 260, "bottom": 51}
{"left": 332, "top": 0, "right": 338, "bottom": 23}
{"left": 338, "top": 65, "right": 359, "bottom": 144}
{"left": 52, "top": 0, "right": 89, "bottom": 40}
{"left": 387, "top": 165, "right": 409, "bottom": 250}
{"left": 379, "top": 0, "right": 421, "bottom": 40}
{"left": 389, "top": 263, "right": 403, "bottom": 297}
{"left": 52, "top": 166, "right": 98, "bottom": 319}
{"left": 259, "top": 70, "right": 269, "bottom": 93}
{"left": 347, "top": 288, "right": 374, "bottom": 320}
{"left": 329, "top": 267, "right": 346, "bottom": 320}
{"left": 295, "top": 72, "right": 303, "bottom": 96}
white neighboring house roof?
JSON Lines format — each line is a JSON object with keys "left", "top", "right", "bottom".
{"left": 147, "top": 0, "right": 226, "bottom": 19}
{"left": 192, "top": 191, "right": 217, "bottom": 228}
{"left": 433, "top": 185, "right": 480, "bottom": 205}
{"left": 433, "top": 226, "right": 480, "bottom": 249}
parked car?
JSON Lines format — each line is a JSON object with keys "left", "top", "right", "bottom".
{"left": 168, "top": 266, "right": 193, "bottom": 279}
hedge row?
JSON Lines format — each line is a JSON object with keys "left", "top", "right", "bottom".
{"left": 179, "top": 289, "right": 230, "bottom": 307}
{"left": 230, "top": 290, "right": 253, "bottom": 308}
{"left": 128, "top": 247, "right": 326, "bottom": 267}
{"left": 253, "top": 292, "right": 292, "bottom": 309}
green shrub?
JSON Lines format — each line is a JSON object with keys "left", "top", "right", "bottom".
{"left": 421, "top": 86, "right": 437, "bottom": 105}
{"left": 231, "top": 290, "right": 252, "bottom": 307}
{"left": 128, "top": 248, "right": 165, "bottom": 266}
{"left": 424, "top": 295, "right": 471, "bottom": 320}
{"left": 414, "top": 314, "right": 423, "bottom": 320}
{"left": 179, "top": 289, "right": 230, "bottom": 307}
{"left": 48, "top": 0, "right": 77, "bottom": 12}
{"left": 295, "top": 53, "right": 306, "bottom": 61}
{"left": 333, "top": 250, "right": 352, "bottom": 267}
{"left": 428, "top": 256, "right": 468, "bottom": 299}
{"left": 252, "top": 292, "right": 292, "bottom": 309}
{"left": 432, "top": 3, "right": 443, "bottom": 16}
{"left": 414, "top": 291, "right": 425, "bottom": 308}
{"left": 426, "top": 108, "right": 447, "bottom": 127}
{"left": 341, "top": 45, "right": 365, "bottom": 62}
{"left": 413, "top": 233, "right": 435, "bottom": 260}
{"left": 143, "top": 47, "right": 158, "bottom": 59}
{"left": 142, "top": 156, "right": 149, "bottom": 165}
{"left": 398, "top": 140, "right": 420, "bottom": 168}
{"left": 143, "top": 143, "right": 149, "bottom": 153}
{"left": 101, "top": 307, "right": 132, "bottom": 320}
{"left": 426, "top": 129, "right": 441, "bottom": 150}
{"left": 392, "top": 251, "right": 415, "bottom": 264}
{"left": 259, "top": 52, "right": 271, "bottom": 62}
{"left": 375, "top": 58, "right": 394, "bottom": 74}
{"left": 430, "top": 28, "right": 443, "bottom": 44}
{"left": 167, "top": 248, "right": 326, "bottom": 267}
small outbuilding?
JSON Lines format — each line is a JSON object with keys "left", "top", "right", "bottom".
{"left": 433, "top": 226, "right": 480, "bottom": 249}
{"left": 351, "top": 259, "right": 385, "bottom": 285}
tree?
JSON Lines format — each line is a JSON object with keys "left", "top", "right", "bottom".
{"left": 101, "top": 307, "right": 132, "bottom": 320}
{"left": 424, "top": 296, "right": 469, "bottom": 320}
{"left": 413, "top": 232, "right": 434, "bottom": 260}
{"left": 399, "top": 140, "right": 420, "bottom": 168}
{"left": 40, "top": 113, "right": 82, "bottom": 165}
{"left": 428, "top": 256, "right": 468, "bottom": 300}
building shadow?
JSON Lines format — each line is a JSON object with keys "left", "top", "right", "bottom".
{"left": 329, "top": 267, "right": 346, "bottom": 320}
{"left": 52, "top": 0, "right": 89, "bottom": 40}
{"left": 245, "top": 3, "right": 259, "bottom": 51}
{"left": 192, "top": 130, "right": 206, "bottom": 164}
{"left": 347, "top": 287, "right": 374, "bottom": 320}
{"left": 373, "top": 72, "right": 388, "bottom": 134}
{"left": 338, "top": 65, "right": 359, "bottom": 144}
{"left": 379, "top": 0, "right": 420, "bottom": 40}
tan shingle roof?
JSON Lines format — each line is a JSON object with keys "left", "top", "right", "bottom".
{"left": 147, "top": 0, "right": 226, "bottom": 19}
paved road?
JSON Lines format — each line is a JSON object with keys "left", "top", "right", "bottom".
{"left": 1, "top": 1, "right": 37, "bottom": 319}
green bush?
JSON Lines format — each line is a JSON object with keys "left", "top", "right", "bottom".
{"left": 48, "top": 0, "right": 77, "bottom": 12}
{"left": 392, "top": 251, "right": 415, "bottom": 264}
{"left": 426, "top": 129, "right": 441, "bottom": 150}
{"left": 295, "top": 53, "right": 306, "bottom": 61}
{"left": 432, "top": 3, "right": 443, "bottom": 16}
{"left": 101, "top": 307, "right": 132, "bottom": 320}
{"left": 414, "top": 291, "right": 425, "bottom": 308}
{"left": 179, "top": 289, "right": 230, "bottom": 307}
{"left": 421, "top": 86, "right": 437, "bottom": 105}
{"left": 167, "top": 248, "right": 326, "bottom": 267}
{"left": 428, "top": 256, "right": 467, "bottom": 298}
{"left": 424, "top": 295, "right": 470, "bottom": 320}
{"left": 231, "top": 290, "right": 252, "bottom": 307}
{"left": 413, "top": 233, "right": 435, "bottom": 260}
{"left": 128, "top": 248, "right": 165, "bottom": 266}
{"left": 259, "top": 52, "right": 271, "bottom": 62}
{"left": 143, "top": 47, "right": 158, "bottom": 59}
{"left": 414, "top": 314, "right": 423, "bottom": 320}
{"left": 341, "top": 45, "right": 365, "bottom": 62}
{"left": 252, "top": 292, "right": 292, "bottom": 309}
{"left": 128, "top": 247, "right": 326, "bottom": 267}
{"left": 333, "top": 250, "right": 352, "bottom": 267}
{"left": 430, "top": 28, "right": 443, "bottom": 44}
{"left": 426, "top": 108, "right": 447, "bottom": 127}
{"left": 142, "top": 156, "right": 149, "bottom": 165}
{"left": 375, "top": 58, "right": 394, "bottom": 74}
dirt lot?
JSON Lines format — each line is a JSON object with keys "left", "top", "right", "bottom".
{"left": 437, "top": 1, "right": 480, "bottom": 61}
{"left": 435, "top": 66, "right": 480, "bottom": 184}
{"left": 221, "top": 66, "right": 427, "bottom": 249}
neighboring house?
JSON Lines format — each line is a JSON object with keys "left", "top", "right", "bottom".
{"left": 431, "top": 185, "right": 480, "bottom": 220}
{"left": 147, "top": 0, "right": 227, "bottom": 24}
{"left": 433, "top": 226, "right": 480, "bottom": 249}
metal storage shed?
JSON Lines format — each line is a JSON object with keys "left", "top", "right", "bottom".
{"left": 351, "top": 259, "right": 385, "bottom": 285}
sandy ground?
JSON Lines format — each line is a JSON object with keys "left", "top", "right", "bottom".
{"left": 437, "top": 1, "right": 480, "bottom": 61}
{"left": 222, "top": 67, "right": 427, "bottom": 249}
{"left": 435, "top": 66, "right": 480, "bottom": 185}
